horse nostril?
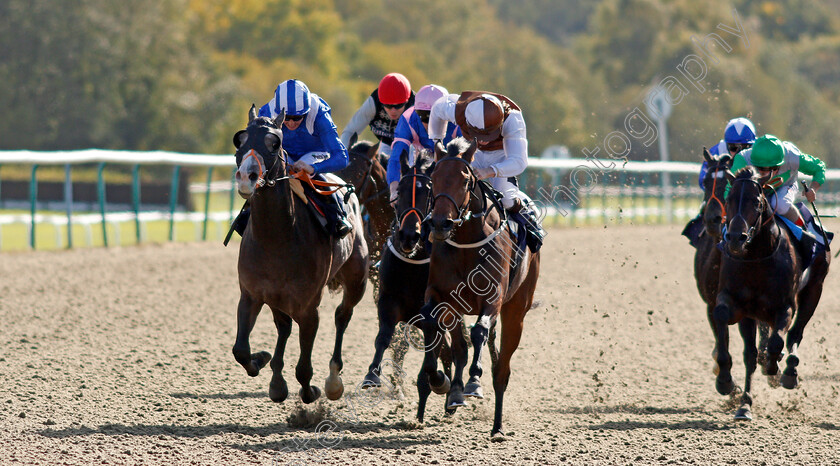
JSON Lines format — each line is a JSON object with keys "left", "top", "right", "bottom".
{"left": 235, "top": 171, "right": 242, "bottom": 180}
{"left": 712, "top": 216, "right": 722, "bottom": 224}
{"left": 738, "top": 233, "right": 748, "bottom": 242}
{"left": 249, "top": 173, "right": 257, "bottom": 182}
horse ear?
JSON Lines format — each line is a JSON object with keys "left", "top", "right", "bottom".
{"left": 720, "top": 153, "right": 732, "bottom": 166}
{"left": 248, "top": 104, "right": 258, "bottom": 123}
{"left": 274, "top": 108, "right": 286, "bottom": 128}
{"left": 233, "top": 130, "right": 247, "bottom": 149}
{"left": 463, "top": 138, "right": 478, "bottom": 163}
{"left": 703, "top": 147, "right": 712, "bottom": 163}
{"left": 434, "top": 140, "right": 447, "bottom": 161}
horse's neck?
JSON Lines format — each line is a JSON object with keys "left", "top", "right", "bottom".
{"left": 748, "top": 207, "right": 782, "bottom": 259}
{"left": 452, "top": 196, "right": 500, "bottom": 244}
{"left": 249, "top": 183, "right": 300, "bottom": 244}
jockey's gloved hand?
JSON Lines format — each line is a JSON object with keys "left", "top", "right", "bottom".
{"left": 389, "top": 181, "right": 398, "bottom": 207}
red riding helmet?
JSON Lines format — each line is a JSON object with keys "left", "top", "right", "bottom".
{"left": 378, "top": 73, "right": 412, "bottom": 105}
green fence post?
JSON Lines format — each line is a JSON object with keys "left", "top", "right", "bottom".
{"left": 169, "top": 165, "right": 181, "bottom": 242}
{"left": 64, "top": 164, "right": 73, "bottom": 248}
{"left": 230, "top": 168, "right": 237, "bottom": 223}
{"left": 601, "top": 173, "right": 608, "bottom": 225}
{"left": 97, "top": 162, "right": 108, "bottom": 247}
{"left": 132, "top": 165, "right": 141, "bottom": 244}
{"left": 618, "top": 172, "right": 626, "bottom": 225}
{"left": 29, "top": 164, "right": 38, "bottom": 249}
{"left": 203, "top": 166, "right": 214, "bottom": 241}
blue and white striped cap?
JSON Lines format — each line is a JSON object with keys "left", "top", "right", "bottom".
{"left": 272, "top": 79, "right": 311, "bottom": 116}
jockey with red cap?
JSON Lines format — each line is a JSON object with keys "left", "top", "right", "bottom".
{"left": 428, "top": 91, "right": 545, "bottom": 252}
{"left": 340, "top": 73, "right": 415, "bottom": 158}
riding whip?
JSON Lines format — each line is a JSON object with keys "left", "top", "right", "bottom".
{"left": 800, "top": 180, "right": 830, "bottom": 251}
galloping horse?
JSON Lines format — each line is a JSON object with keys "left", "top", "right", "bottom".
{"left": 420, "top": 138, "right": 540, "bottom": 439}
{"left": 336, "top": 141, "right": 391, "bottom": 281}
{"left": 231, "top": 105, "right": 369, "bottom": 403}
{"left": 694, "top": 149, "right": 772, "bottom": 380}
{"left": 360, "top": 148, "right": 459, "bottom": 420}
{"left": 714, "top": 167, "right": 830, "bottom": 420}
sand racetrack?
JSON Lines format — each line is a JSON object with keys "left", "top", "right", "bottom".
{"left": 2, "top": 224, "right": 840, "bottom": 465}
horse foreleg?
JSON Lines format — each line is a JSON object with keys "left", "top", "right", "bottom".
{"left": 439, "top": 334, "right": 458, "bottom": 415}
{"left": 268, "top": 309, "right": 292, "bottom": 402}
{"left": 735, "top": 319, "right": 757, "bottom": 420}
{"left": 420, "top": 302, "right": 449, "bottom": 395}
{"left": 712, "top": 297, "right": 736, "bottom": 395}
{"left": 465, "top": 313, "right": 494, "bottom": 399}
{"left": 488, "top": 320, "right": 499, "bottom": 374}
{"left": 446, "top": 318, "right": 469, "bottom": 410}
{"left": 362, "top": 298, "right": 399, "bottom": 389}
{"left": 296, "top": 310, "right": 322, "bottom": 404}
{"left": 232, "top": 294, "right": 271, "bottom": 377}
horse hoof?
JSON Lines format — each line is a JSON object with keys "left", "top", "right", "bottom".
{"left": 716, "top": 376, "right": 735, "bottom": 396}
{"left": 444, "top": 406, "right": 458, "bottom": 416}
{"left": 490, "top": 431, "right": 507, "bottom": 442}
{"left": 430, "top": 373, "right": 450, "bottom": 395}
{"left": 269, "top": 379, "right": 288, "bottom": 403}
{"left": 446, "top": 391, "right": 466, "bottom": 410}
{"left": 361, "top": 374, "right": 382, "bottom": 389}
{"left": 300, "top": 386, "right": 322, "bottom": 404}
{"left": 766, "top": 373, "right": 781, "bottom": 389}
{"left": 464, "top": 381, "right": 484, "bottom": 399}
{"left": 781, "top": 372, "right": 799, "bottom": 390}
{"left": 325, "top": 377, "right": 344, "bottom": 401}
{"left": 734, "top": 406, "right": 752, "bottom": 421}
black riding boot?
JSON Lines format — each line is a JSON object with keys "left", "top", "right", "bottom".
{"left": 681, "top": 201, "right": 706, "bottom": 248}
{"left": 509, "top": 198, "right": 545, "bottom": 253}
{"left": 325, "top": 191, "right": 353, "bottom": 238}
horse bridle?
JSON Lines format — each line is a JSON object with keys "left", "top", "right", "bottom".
{"left": 431, "top": 156, "right": 487, "bottom": 227}
{"left": 397, "top": 167, "right": 433, "bottom": 230}
{"left": 726, "top": 177, "right": 774, "bottom": 246}
{"left": 704, "top": 163, "right": 728, "bottom": 223}
{"left": 347, "top": 150, "right": 388, "bottom": 205}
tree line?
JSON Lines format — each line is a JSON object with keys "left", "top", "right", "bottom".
{"left": 2, "top": 0, "right": 840, "bottom": 166}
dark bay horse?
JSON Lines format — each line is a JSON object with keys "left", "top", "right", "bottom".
{"left": 360, "top": 148, "right": 459, "bottom": 421}
{"left": 693, "top": 150, "right": 731, "bottom": 367}
{"left": 232, "top": 105, "right": 369, "bottom": 404}
{"left": 694, "top": 149, "right": 772, "bottom": 380}
{"left": 420, "top": 138, "right": 540, "bottom": 439}
{"left": 714, "top": 167, "right": 830, "bottom": 420}
{"left": 336, "top": 140, "right": 392, "bottom": 284}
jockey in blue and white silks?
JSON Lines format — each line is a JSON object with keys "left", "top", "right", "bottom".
{"left": 386, "top": 84, "right": 461, "bottom": 202}
{"left": 256, "top": 79, "right": 353, "bottom": 237}
{"left": 697, "top": 117, "right": 757, "bottom": 188}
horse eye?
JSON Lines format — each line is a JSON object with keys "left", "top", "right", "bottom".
{"left": 265, "top": 134, "right": 280, "bottom": 152}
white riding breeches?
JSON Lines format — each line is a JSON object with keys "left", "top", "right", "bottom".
{"left": 472, "top": 148, "right": 524, "bottom": 209}
{"left": 769, "top": 184, "right": 798, "bottom": 216}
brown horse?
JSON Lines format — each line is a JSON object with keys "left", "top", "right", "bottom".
{"left": 231, "top": 105, "right": 369, "bottom": 404}
{"left": 336, "top": 141, "right": 392, "bottom": 283}
{"left": 714, "top": 167, "right": 830, "bottom": 420}
{"left": 419, "top": 138, "right": 540, "bottom": 439}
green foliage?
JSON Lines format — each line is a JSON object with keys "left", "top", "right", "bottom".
{"left": 4, "top": 0, "right": 840, "bottom": 168}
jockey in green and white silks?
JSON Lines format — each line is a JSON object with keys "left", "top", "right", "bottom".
{"left": 728, "top": 134, "right": 826, "bottom": 228}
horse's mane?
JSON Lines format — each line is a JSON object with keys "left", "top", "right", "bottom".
{"left": 249, "top": 116, "right": 278, "bottom": 129}
{"left": 349, "top": 140, "right": 376, "bottom": 158}
{"left": 733, "top": 165, "right": 759, "bottom": 182}
{"left": 414, "top": 148, "right": 435, "bottom": 172}
{"left": 445, "top": 137, "right": 472, "bottom": 158}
